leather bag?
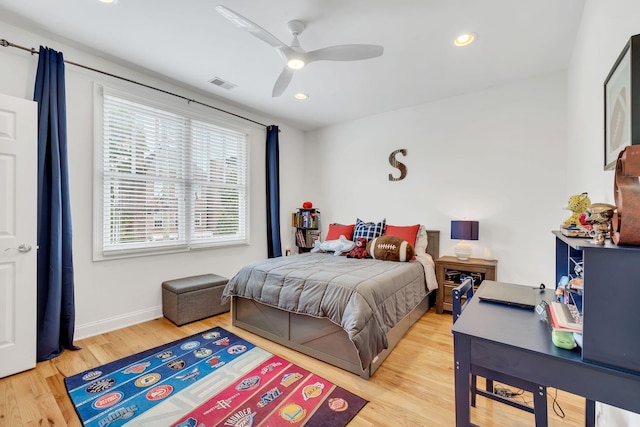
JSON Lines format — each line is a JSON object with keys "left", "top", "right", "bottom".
{"left": 611, "top": 145, "right": 640, "bottom": 245}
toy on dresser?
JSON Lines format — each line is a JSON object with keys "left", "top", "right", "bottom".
{"left": 585, "top": 203, "right": 616, "bottom": 245}
{"left": 560, "top": 192, "right": 591, "bottom": 238}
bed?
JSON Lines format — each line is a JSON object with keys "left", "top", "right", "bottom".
{"left": 223, "top": 229, "right": 440, "bottom": 379}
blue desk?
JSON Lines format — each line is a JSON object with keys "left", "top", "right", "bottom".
{"left": 452, "top": 281, "right": 640, "bottom": 426}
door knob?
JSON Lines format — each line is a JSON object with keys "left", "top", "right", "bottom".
{"left": 4, "top": 244, "right": 32, "bottom": 253}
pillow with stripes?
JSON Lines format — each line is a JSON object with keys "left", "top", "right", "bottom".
{"left": 352, "top": 218, "right": 386, "bottom": 242}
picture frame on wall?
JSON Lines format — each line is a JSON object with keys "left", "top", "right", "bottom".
{"left": 604, "top": 34, "right": 640, "bottom": 170}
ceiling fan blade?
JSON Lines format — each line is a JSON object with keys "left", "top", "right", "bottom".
{"left": 272, "top": 67, "right": 294, "bottom": 97}
{"left": 216, "top": 5, "right": 288, "bottom": 50}
{"left": 306, "top": 44, "right": 384, "bottom": 63}
{"left": 275, "top": 46, "right": 297, "bottom": 62}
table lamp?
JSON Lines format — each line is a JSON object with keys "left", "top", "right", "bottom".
{"left": 451, "top": 220, "right": 479, "bottom": 261}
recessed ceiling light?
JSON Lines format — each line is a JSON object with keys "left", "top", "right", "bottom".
{"left": 294, "top": 93, "right": 308, "bottom": 100}
{"left": 454, "top": 33, "right": 477, "bottom": 47}
{"left": 99, "top": 0, "right": 118, "bottom": 3}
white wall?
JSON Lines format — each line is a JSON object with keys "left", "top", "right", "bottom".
{"left": 0, "top": 21, "right": 306, "bottom": 338}
{"left": 305, "top": 72, "right": 569, "bottom": 287}
{"left": 567, "top": 0, "right": 640, "bottom": 424}
{"left": 567, "top": 0, "right": 640, "bottom": 202}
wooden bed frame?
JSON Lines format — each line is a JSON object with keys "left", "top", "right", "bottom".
{"left": 231, "top": 230, "right": 440, "bottom": 379}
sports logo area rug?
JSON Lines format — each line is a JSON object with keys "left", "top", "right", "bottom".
{"left": 64, "top": 326, "right": 367, "bottom": 427}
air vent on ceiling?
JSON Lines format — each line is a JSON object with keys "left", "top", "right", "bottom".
{"left": 208, "top": 77, "right": 237, "bottom": 90}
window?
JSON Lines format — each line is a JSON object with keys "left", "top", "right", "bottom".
{"left": 94, "top": 85, "right": 249, "bottom": 259}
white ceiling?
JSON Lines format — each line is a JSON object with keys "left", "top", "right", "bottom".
{"left": 0, "top": 0, "right": 585, "bottom": 131}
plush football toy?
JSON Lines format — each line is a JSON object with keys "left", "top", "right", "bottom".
{"left": 367, "top": 236, "right": 415, "bottom": 262}
{"left": 346, "top": 237, "right": 370, "bottom": 259}
{"left": 563, "top": 192, "right": 591, "bottom": 226}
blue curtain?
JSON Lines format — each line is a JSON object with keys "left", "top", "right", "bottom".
{"left": 34, "top": 46, "right": 78, "bottom": 361}
{"left": 266, "top": 125, "right": 282, "bottom": 258}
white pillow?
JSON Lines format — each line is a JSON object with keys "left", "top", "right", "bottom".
{"left": 414, "top": 225, "right": 429, "bottom": 255}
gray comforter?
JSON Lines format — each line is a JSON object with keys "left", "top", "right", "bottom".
{"left": 222, "top": 252, "right": 428, "bottom": 369}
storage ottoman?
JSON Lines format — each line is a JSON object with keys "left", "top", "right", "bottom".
{"left": 162, "top": 274, "right": 229, "bottom": 326}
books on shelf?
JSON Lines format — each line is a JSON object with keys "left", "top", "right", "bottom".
{"left": 292, "top": 209, "right": 320, "bottom": 229}
{"left": 292, "top": 208, "right": 322, "bottom": 249}
{"left": 306, "top": 230, "right": 321, "bottom": 247}
{"left": 547, "top": 301, "right": 583, "bottom": 333}
{"left": 294, "top": 229, "right": 321, "bottom": 248}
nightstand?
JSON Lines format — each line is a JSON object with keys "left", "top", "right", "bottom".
{"left": 435, "top": 256, "right": 498, "bottom": 314}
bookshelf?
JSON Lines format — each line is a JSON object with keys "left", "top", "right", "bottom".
{"left": 292, "top": 208, "right": 321, "bottom": 253}
{"left": 554, "top": 231, "right": 640, "bottom": 373}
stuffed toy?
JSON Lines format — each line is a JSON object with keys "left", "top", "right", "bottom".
{"left": 563, "top": 192, "right": 591, "bottom": 226}
{"left": 367, "top": 236, "right": 415, "bottom": 262}
{"left": 310, "top": 235, "right": 355, "bottom": 256}
{"left": 346, "top": 237, "right": 370, "bottom": 259}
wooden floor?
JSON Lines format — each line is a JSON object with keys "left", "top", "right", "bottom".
{"left": 0, "top": 308, "right": 586, "bottom": 426}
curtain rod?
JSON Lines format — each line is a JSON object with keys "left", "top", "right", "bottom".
{"left": 1, "top": 38, "right": 273, "bottom": 129}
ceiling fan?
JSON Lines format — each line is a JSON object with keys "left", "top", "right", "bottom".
{"left": 216, "top": 5, "right": 384, "bottom": 97}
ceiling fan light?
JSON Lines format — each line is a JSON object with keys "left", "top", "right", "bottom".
{"left": 294, "top": 93, "right": 308, "bottom": 100}
{"left": 287, "top": 58, "right": 305, "bottom": 70}
{"left": 98, "top": 0, "right": 118, "bottom": 3}
{"left": 454, "top": 33, "right": 477, "bottom": 47}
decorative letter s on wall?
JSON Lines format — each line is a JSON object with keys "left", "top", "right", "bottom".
{"left": 388, "top": 149, "right": 407, "bottom": 181}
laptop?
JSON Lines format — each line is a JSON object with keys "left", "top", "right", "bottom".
{"left": 477, "top": 281, "right": 538, "bottom": 310}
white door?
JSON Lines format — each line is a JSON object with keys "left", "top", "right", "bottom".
{"left": 0, "top": 93, "right": 37, "bottom": 378}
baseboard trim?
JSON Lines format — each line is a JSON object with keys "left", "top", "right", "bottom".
{"left": 74, "top": 306, "right": 163, "bottom": 340}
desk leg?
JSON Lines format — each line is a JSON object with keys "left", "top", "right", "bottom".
{"left": 586, "top": 399, "right": 595, "bottom": 427}
{"left": 454, "top": 333, "right": 471, "bottom": 427}
{"left": 533, "top": 385, "right": 548, "bottom": 427}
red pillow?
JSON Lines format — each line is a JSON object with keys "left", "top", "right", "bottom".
{"left": 325, "top": 223, "right": 355, "bottom": 241}
{"left": 384, "top": 224, "right": 420, "bottom": 248}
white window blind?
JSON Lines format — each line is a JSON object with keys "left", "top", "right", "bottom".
{"left": 97, "top": 87, "right": 248, "bottom": 257}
